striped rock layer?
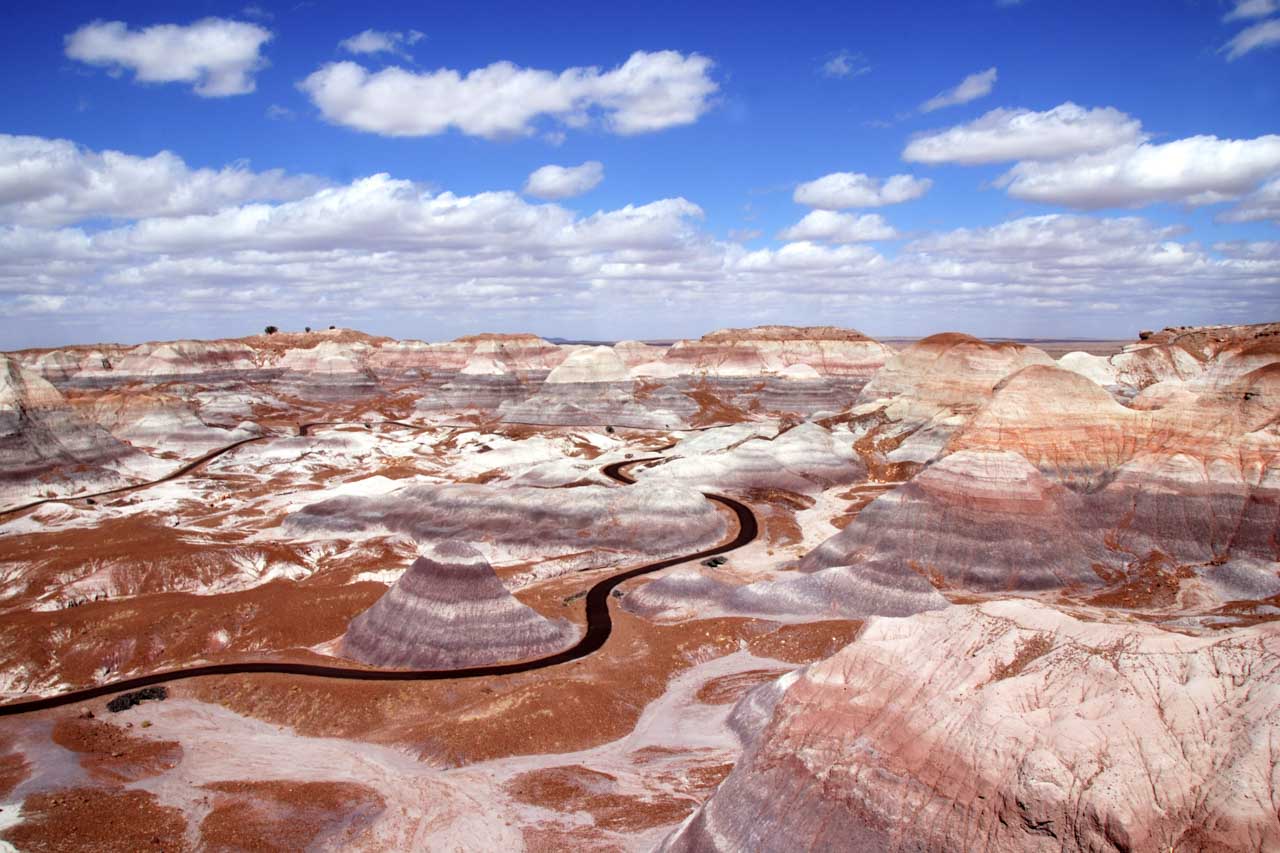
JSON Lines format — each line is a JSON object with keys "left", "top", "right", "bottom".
{"left": 664, "top": 600, "right": 1280, "bottom": 853}
{"left": 342, "top": 540, "right": 578, "bottom": 669}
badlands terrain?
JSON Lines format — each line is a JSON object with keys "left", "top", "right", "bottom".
{"left": 0, "top": 322, "right": 1277, "bottom": 850}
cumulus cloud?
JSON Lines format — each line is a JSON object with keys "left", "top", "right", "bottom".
{"left": 0, "top": 138, "right": 1276, "bottom": 345}
{"left": 996, "top": 134, "right": 1280, "bottom": 209}
{"left": 298, "top": 50, "right": 718, "bottom": 138}
{"left": 523, "top": 161, "right": 604, "bottom": 199}
{"left": 793, "top": 172, "right": 932, "bottom": 209}
{"left": 821, "top": 50, "right": 870, "bottom": 78}
{"left": 0, "top": 133, "right": 321, "bottom": 226}
{"left": 778, "top": 210, "right": 897, "bottom": 242}
{"left": 1224, "top": 0, "right": 1278, "bottom": 21}
{"left": 1222, "top": 18, "right": 1280, "bottom": 59}
{"left": 904, "top": 102, "right": 1145, "bottom": 164}
{"left": 1218, "top": 175, "right": 1280, "bottom": 224}
{"left": 920, "top": 67, "right": 998, "bottom": 113}
{"left": 339, "top": 29, "right": 424, "bottom": 58}
{"left": 64, "top": 18, "right": 272, "bottom": 96}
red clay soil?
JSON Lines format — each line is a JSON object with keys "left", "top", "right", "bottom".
{"left": 0, "top": 574, "right": 386, "bottom": 693}
{"left": 739, "top": 488, "right": 814, "bottom": 548}
{"left": 684, "top": 384, "right": 751, "bottom": 427}
{"left": 742, "top": 619, "right": 863, "bottom": 664}
{"left": 0, "top": 786, "right": 191, "bottom": 852}
{"left": 182, "top": 613, "right": 854, "bottom": 767}
{"left": 0, "top": 734, "right": 29, "bottom": 797}
{"left": 198, "top": 780, "right": 386, "bottom": 851}
{"left": 505, "top": 764, "right": 701, "bottom": 834}
{"left": 1089, "top": 552, "right": 1195, "bottom": 609}
{"left": 51, "top": 715, "right": 182, "bottom": 783}
{"left": 694, "top": 668, "right": 791, "bottom": 705}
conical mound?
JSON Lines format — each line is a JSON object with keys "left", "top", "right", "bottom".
{"left": 341, "top": 540, "right": 579, "bottom": 669}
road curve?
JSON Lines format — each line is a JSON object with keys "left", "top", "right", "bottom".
{"left": 0, "top": 436, "right": 268, "bottom": 520}
{"left": 0, "top": 452, "right": 757, "bottom": 716}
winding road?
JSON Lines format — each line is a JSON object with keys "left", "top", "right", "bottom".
{"left": 0, "top": 429, "right": 757, "bottom": 717}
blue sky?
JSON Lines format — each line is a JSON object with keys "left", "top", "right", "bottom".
{"left": 0, "top": 0, "right": 1278, "bottom": 347}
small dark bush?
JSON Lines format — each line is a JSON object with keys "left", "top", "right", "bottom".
{"left": 328, "top": 324, "right": 336, "bottom": 330}
{"left": 305, "top": 326, "right": 312, "bottom": 332}
{"left": 107, "top": 686, "right": 167, "bottom": 713}
{"left": 264, "top": 325, "right": 278, "bottom": 335}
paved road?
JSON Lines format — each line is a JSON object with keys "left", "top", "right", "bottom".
{"left": 0, "top": 436, "right": 267, "bottom": 520}
{"left": 0, "top": 442, "right": 757, "bottom": 716}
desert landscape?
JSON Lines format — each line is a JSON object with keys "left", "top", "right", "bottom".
{"left": 2, "top": 1, "right": 1279, "bottom": 848}
{"left": 0, "top": 322, "right": 1277, "bottom": 850}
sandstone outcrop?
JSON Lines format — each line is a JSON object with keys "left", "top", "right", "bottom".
{"left": 797, "top": 449, "right": 1100, "bottom": 591}
{"left": 78, "top": 391, "right": 247, "bottom": 455}
{"left": 622, "top": 560, "right": 949, "bottom": 623}
{"left": 342, "top": 541, "right": 578, "bottom": 669}
{"left": 660, "top": 326, "right": 893, "bottom": 380}
{"left": 639, "top": 422, "right": 864, "bottom": 495}
{"left": 663, "top": 600, "right": 1280, "bottom": 852}
{"left": 287, "top": 479, "right": 728, "bottom": 569}
{"left": 0, "top": 356, "right": 163, "bottom": 505}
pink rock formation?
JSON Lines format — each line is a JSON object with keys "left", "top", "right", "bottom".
{"left": 341, "top": 541, "right": 578, "bottom": 669}
{"left": 108, "top": 340, "right": 259, "bottom": 384}
{"left": 797, "top": 448, "right": 1099, "bottom": 591}
{"left": 660, "top": 326, "right": 893, "bottom": 380}
{"left": 77, "top": 391, "right": 250, "bottom": 455}
{"left": 664, "top": 600, "right": 1280, "bottom": 852}
{"left": 858, "top": 332, "right": 1055, "bottom": 410}
{"left": 639, "top": 422, "right": 865, "bottom": 495}
{"left": 287, "top": 479, "right": 728, "bottom": 569}
{"left": 276, "top": 341, "right": 380, "bottom": 397}
{"left": 0, "top": 356, "right": 161, "bottom": 505}
{"left": 623, "top": 558, "right": 948, "bottom": 623}
{"left": 501, "top": 346, "right": 698, "bottom": 428}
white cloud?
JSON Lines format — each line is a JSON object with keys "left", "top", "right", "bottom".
{"left": 298, "top": 50, "right": 718, "bottom": 138}
{"left": 64, "top": 18, "right": 271, "bottom": 97}
{"left": 996, "top": 134, "right": 1280, "bottom": 209}
{"left": 778, "top": 210, "right": 897, "bottom": 242}
{"left": 339, "top": 29, "right": 424, "bottom": 58}
{"left": 523, "top": 161, "right": 604, "bottom": 199}
{"left": 903, "top": 102, "right": 1145, "bottom": 164}
{"left": 920, "top": 67, "right": 998, "bottom": 113}
{"left": 265, "top": 104, "right": 295, "bottom": 120}
{"left": 0, "top": 133, "right": 321, "bottom": 227}
{"left": 793, "top": 172, "right": 932, "bottom": 209}
{"left": 0, "top": 140, "right": 1276, "bottom": 345}
{"left": 1222, "top": 18, "right": 1280, "bottom": 59}
{"left": 1218, "top": 175, "right": 1280, "bottom": 224}
{"left": 822, "top": 50, "right": 870, "bottom": 78}
{"left": 1224, "top": 0, "right": 1278, "bottom": 21}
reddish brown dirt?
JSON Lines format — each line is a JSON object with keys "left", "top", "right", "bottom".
{"left": 51, "top": 716, "right": 182, "bottom": 783}
{"left": 0, "top": 575, "right": 385, "bottom": 692}
{"left": 986, "top": 634, "right": 1054, "bottom": 684}
{"left": 506, "top": 765, "right": 697, "bottom": 833}
{"left": 684, "top": 384, "right": 751, "bottom": 427}
{"left": 181, "top": 609, "right": 852, "bottom": 766}
{"left": 0, "top": 734, "right": 29, "bottom": 797}
{"left": 739, "top": 488, "right": 813, "bottom": 548}
{"left": 1089, "top": 552, "right": 1195, "bottom": 609}
{"left": 743, "top": 620, "right": 863, "bottom": 664}
{"left": 522, "top": 824, "right": 621, "bottom": 852}
{"left": 0, "top": 787, "right": 191, "bottom": 852}
{"left": 198, "top": 780, "right": 385, "bottom": 851}
{"left": 694, "top": 668, "right": 791, "bottom": 704}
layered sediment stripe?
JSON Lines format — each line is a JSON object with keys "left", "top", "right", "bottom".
{"left": 341, "top": 540, "right": 580, "bottom": 669}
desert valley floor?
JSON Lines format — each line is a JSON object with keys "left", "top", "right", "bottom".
{"left": 0, "top": 323, "right": 1278, "bottom": 851}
